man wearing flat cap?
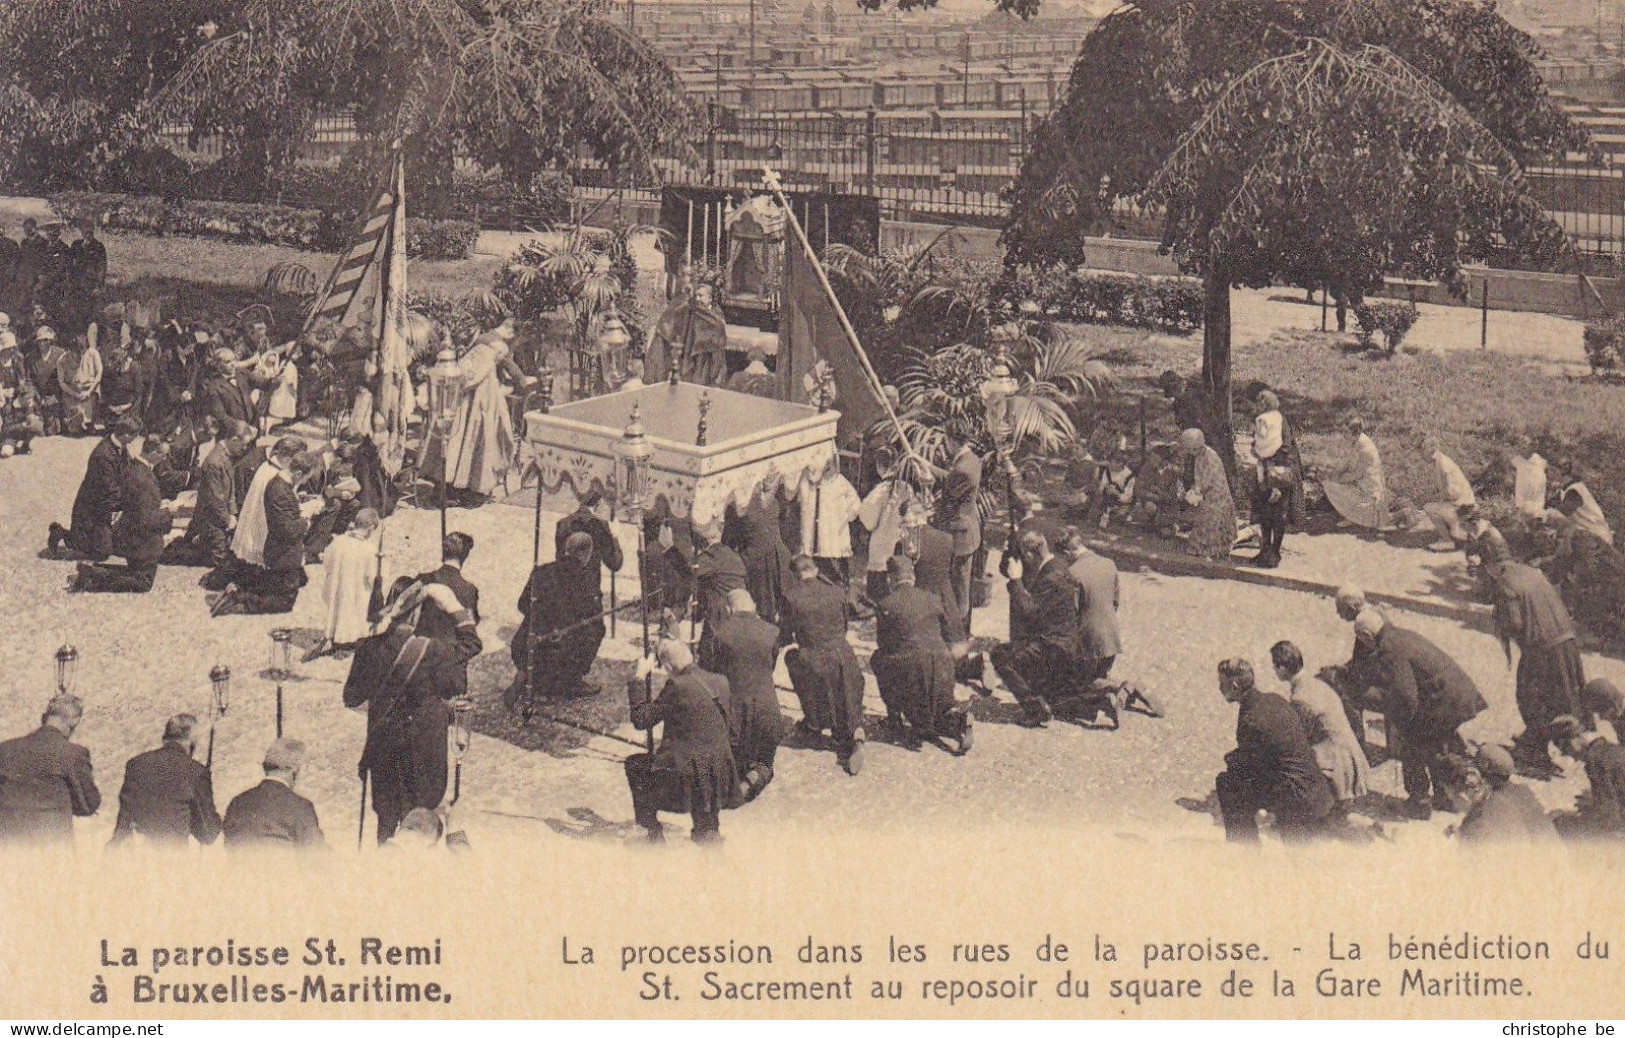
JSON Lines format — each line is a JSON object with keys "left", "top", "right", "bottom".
{"left": 109, "top": 714, "right": 221, "bottom": 849}
{"left": 1552, "top": 714, "right": 1625, "bottom": 838}
{"left": 47, "top": 412, "right": 141, "bottom": 561}
{"left": 1582, "top": 678, "right": 1624, "bottom": 735}
{"left": 0, "top": 694, "right": 100, "bottom": 846}
{"left": 1457, "top": 744, "right": 1559, "bottom": 845}
{"left": 223, "top": 739, "right": 325, "bottom": 851}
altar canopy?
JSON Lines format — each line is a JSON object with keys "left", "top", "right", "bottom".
{"left": 524, "top": 381, "right": 838, "bottom": 528}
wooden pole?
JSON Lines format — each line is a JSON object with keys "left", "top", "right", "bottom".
{"left": 1481, "top": 276, "right": 1489, "bottom": 351}
{"left": 686, "top": 199, "right": 695, "bottom": 271}
{"left": 357, "top": 772, "right": 368, "bottom": 851}
{"left": 762, "top": 167, "right": 913, "bottom": 459}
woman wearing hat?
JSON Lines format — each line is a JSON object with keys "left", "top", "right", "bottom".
{"left": 56, "top": 331, "right": 102, "bottom": 436}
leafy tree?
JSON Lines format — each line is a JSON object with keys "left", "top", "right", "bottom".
{"left": 1005, "top": 0, "right": 1586, "bottom": 474}
{"left": 157, "top": 0, "right": 696, "bottom": 200}
{"left": 0, "top": 1, "right": 220, "bottom": 190}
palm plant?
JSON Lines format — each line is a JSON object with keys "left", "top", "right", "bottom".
{"left": 895, "top": 324, "right": 1114, "bottom": 467}
{"left": 822, "top": 236, "right": 998, "bottom": 384}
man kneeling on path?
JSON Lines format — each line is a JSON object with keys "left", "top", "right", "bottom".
{"left": 701, "top": 589, "right": 785, "bottom": 802}
{"left": 871, "top": 555, "right": 973, "bottom": 753}
{"left": 624, "top": 638, "right": 737, "bottom": 845}
{"left": 1214, "top": 658, "right": 1335, "bottom": 845}
{"left": 782, "top": 554, "right": 867, "bottom": 775}
{"left": 990, "top": 528, "right": 1080, "bottom": 727}
{"left": 72, "top": 434, "right": 172, "bottom": 594}
{"left": 509, "top": 532, "right": 604, "bottom": 714}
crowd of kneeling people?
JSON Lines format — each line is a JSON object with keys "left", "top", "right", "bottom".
{"left": 2, "top": 445, "right": 1624, "bottom": 849}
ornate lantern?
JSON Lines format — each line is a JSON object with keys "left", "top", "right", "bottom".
{"left": 54, "top": 645, "right": 78, "bottom": 695}
{"left": 598, "top": 314, "right": 631, "bottom": 354}
{"left": 268, "top": 629, "right": 294, "bottom": 680}
{"left": 536, "top": 367, "right": 555, "bottom": 414}
{"left": 613, "top": 404, "right": 656, "bottom": 519}
{"left": 425, "top": 348, "right": 464, "bottom": 440}
{"left": 210, "top": 663, "right": 232, "bottom": 716}
{"left": 978, "top": 347, "right": 1020, "bottom": 442}
{"left": 269, "top": 629, "right": 293, "bottom": 738}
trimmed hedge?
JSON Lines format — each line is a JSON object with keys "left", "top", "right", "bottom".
{"left": 997, "top": 263, "right": 1204, "bottom": 334}
{"left": 1352, "top": 301, "right": 1419, "bottom": 354}
{"left": 48, "top": 192, "right": 479, "bottom": 260}
{"left": 1583, "top": 315, "right": 1625, "bottom": 375}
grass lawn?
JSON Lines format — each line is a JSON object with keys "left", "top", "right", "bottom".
{"left": 41, "top": 214, "right": 1624, "bottom": 523}
{"left": 1069, "top": 322, "right": 1625, "bottom": 521}
{"left": 99, "top": 229, "right": 501, "bottom": 328}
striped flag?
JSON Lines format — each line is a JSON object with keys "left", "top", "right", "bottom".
{"left": 303, "top": 151, "right": 400, "bottom": 333}
{"left": 373, "top": 145, "right": 414, "bottom": 475}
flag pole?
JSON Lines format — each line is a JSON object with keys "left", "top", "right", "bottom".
{"left": 761, "top": 167, "right": 915, "bottom": 464}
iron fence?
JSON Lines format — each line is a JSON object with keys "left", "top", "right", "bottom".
{"left": 158, "top": 106, "right": 1625, "bottom": 264}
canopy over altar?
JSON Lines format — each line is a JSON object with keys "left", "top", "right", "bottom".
{"left": 524, "top": 381, "right": 838, "bottom": 528}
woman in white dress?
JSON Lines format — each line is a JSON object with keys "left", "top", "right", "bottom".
{"left": 1322, "top": 417, "right": 1391, "bottom": 531}
{"left": 1271, "top": 639, "right": 1370, "bottom": 812}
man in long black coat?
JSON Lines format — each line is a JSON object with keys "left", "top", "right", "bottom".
{"left": 164, "top": 419, "right": 253, "bottom": 569}
{"left": 872, "top": 555, "right": 971, "bottom": 753}
{"left": 702, "top": 589, "right": 784, "bottom": 801}
{"left": 73, "top": 435, "right": 171, "bottom": 593}
{"left": 556, "top": 489, "right": 625, "bottom": 578}
{"left": 47, "top": 415, "right": 141, "bottom": 560}
{"left": 197, "top": 347, "right": 257, "bottom": 429}
{"left": 108, "top": 714, "right": 221, "bottom": 849}
{"left": 990, "top": 528, "right": 1080, "bottom": 727}
{"left": 344, "top": 582, "right": 482, "bottom": 844}
{"left": 693, "top": 521, "right": 747, "bottom": 662}
{"left": 415, "top": 532, "right": 481, "bottom": 698}
{"left": 213, "top": 438, "right": 311, "bottom": 615}
{"left": 625, "top": 638, "right": 737, "bottom": 844}
{"left": 1355, "top": 609, "right": 1487, "bottom": 820}
{"left": 0, "top": 694, "right": 100, "bottom": 846}
{"left": 1215, "top": 658, "right": 1334, "bottom": 844}
{"left": 510, "top": 532, "right": 604, "bottom": 710}
{"left": 783, "top": 555, "right": 867, "bottom": 775}
{"left": 1488, "top": 559, "right": 1591, "bottom": 776}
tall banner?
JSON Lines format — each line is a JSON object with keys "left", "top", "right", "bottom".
{"left": 373, "top": 145, "right": 414, "bottom": 475}
{"left": 776, "top": 225, "right": 885, "bottom": 444}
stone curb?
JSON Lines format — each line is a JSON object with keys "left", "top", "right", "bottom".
{"left": 1083, "top": 535, "right": 1494, "bottom": 631}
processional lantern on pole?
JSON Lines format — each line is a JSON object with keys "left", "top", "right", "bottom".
{"left": 614, "top": 404, "right": 659, "bottom": 754}
{"left": 207, "top": 663, "right": 231, "bottom": 770}
{"left": 598, "top": 313, "right": 631, "bottom": 391}
{"left": 268, "top": 629, "right": 294, "bottom": 739}
{"left": 980, "top": 335, "right": 1022, "bottom": 603}
{"left": 425, "top": 346, "right": 465, "bottom": 546}
{"left": 450, "top": 705, "right": 471, "bottom": 805}
{"left": 54, "top": 645, "right": 79, "bottom": 696}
